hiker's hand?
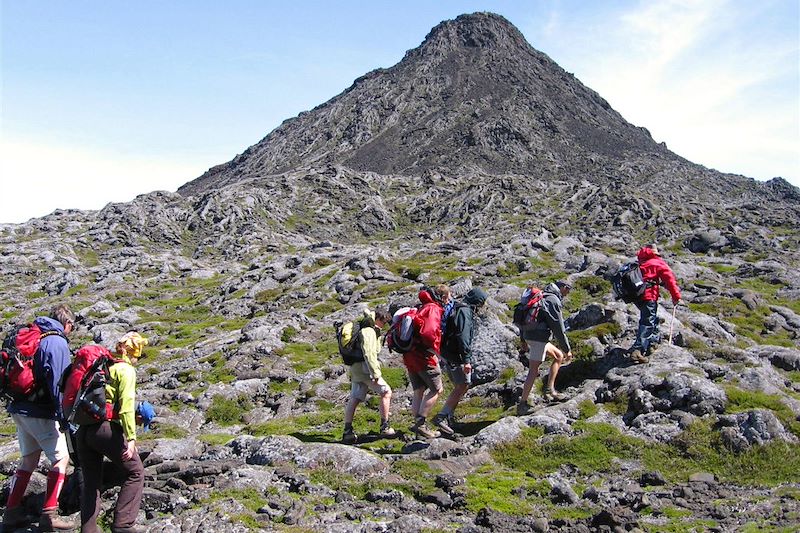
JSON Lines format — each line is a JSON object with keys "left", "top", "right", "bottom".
{"left": 673, "top": 298, "right": 681, "bottom": 306}
{"left": 122, "top": 440, "right": 137, "bottom": 461}
{"left": 463, "top": 363, "right": 472, "bottom": 374}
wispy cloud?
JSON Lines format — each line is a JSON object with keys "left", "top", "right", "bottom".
{"left": 532, "top": 0, "right": 799, "bottom": 183}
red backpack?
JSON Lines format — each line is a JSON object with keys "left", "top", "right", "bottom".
{"left": 61, "top": 345, "right": 122, "bottom": 425}
{"left": 0, "top": 324, "right": 60, "bottom": 402}
{"left": 512, "top": 287, "right": 545, "bottom": 331}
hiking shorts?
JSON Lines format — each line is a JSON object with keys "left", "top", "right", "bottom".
{"left": 442, "top": 360, "right": 472, "bottom": 386}
{"left": 11, "top": 413, "right": 69, "bottom": 464}
{"left": 350, "top": 376, "right": 391, "bottom": 402}
{"left": 526, "top": 340, "right": 549, "bottom": 363}
{"left": 408, "top": 364, "right": 443, "bottom": 392}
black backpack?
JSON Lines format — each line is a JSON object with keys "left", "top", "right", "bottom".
{"left": 335, "top": 321, "right": 365, "bottom": 365}
{"left": 612, "top": 262, "right": 648, "bottom": 303}
{"left": 441, "top": 303, "right": 467, "bottom": 364}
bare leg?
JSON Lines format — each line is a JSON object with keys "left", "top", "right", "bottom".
{"left": 411, "top": 387, "right": 424, "bottom": 418}
{"left": 344, "top": 398, "right": 361, "bottom": 425}
{"left": 520, "top": 361, "right": 542, "bottom": 404}
{"left": 20, "top": 450, "right": 41, "bottom": 472}
{"left": 545, "top": 343, "right": 565, "bottom": 394}
{"left": 378, "top": 389, "right": 392, "bottom": 421}
{"left": 443, "top": 383, "right": 469, "bottom": 412}
{"left": 418, "top": 387, "right": 441, "bottom": 418}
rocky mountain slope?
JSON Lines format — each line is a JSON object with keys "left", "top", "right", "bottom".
{"left": 1, "top": 11, "right": 799, "bottom": 533}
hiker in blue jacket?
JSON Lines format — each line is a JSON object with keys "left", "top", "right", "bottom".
{"left": 3, "top": 305, "right": 77, "bottom": 531}
{"left": 516, "top": 281, "right": 573, "bottom": 415}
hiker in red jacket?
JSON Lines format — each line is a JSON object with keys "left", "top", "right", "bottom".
{"left": 402, "top": 285, "right": 450, "bottom": 439}
{"left": 629, "top": 244, "right": 682, "bottom": 363}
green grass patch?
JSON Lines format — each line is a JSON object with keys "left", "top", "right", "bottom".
{"left": 306, "top": 299, "right": 344, "bottom": 320}
{"left": 723, "top": 385, "right": 800, "bottom": 437}
{"left": 493, "top": 419, "right": 800, "bottom": 486}
{"left": 567, "top": 321, "right": 621, "bottom": 360}
{"left": 391, "top": 458, "right": 438, "bottom": 496}
{"left": 498, "top": 366, "right": 516, "bottom": 384}
{"left": 465, "top": 467, "right": 543, "bottom": 515}
{"left": 198, "top": 433, "right": 236, "bottom": 446}
{"left": 275, "top": 339, "right": 338, "bottom": 373}
{"left": 247, "top": 407, "right": 341, "bottom": 438}
{"left": 202, "top": 352, "right": 236, "bottom": 384}
{"left": 206, "top": 487, "right": 267, "bottom": 512}
{"left": 380, "top": 252, "right": 467, "bottom": 282}
{"left": 206, "top": 395, "right": 251, "bottom": 426}
{"left": 380, "top": 366, "right": 408, "bottom": 391}
{"left": 281, "top": 326, "right": 298, "bottom": 342}
{"left": 269, "top": 379, "right": 300, "bottom": 394}
{"left": 689, "top": 296, "right": 796, "bottom": 347}
{"left": 577, "top": 399, "right": 599, "bottom": 420}
{"left": 149, "top": 423, "right": 189, "bottom": 440}
{"left": 564, "top": 275, "right": 611, "bottom": 312}
{"left": 255, "top": 288, "right": 283, "bottom": 303}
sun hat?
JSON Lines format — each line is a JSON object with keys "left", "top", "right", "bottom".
{"left": 117, "top": 332, "right": 149, "bottom": 359}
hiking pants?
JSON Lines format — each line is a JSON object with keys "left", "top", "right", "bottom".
{"left": 76, "top": 421, "right": 144, "bottom": 533}
{"left": 633, "top": 301, "right": 660, "bottom": 353}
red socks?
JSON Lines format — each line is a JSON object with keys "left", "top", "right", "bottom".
{"left": 6, "top": 469, "right": 32, "bottom": 509}
{"left": 42, "top": 470, "right": 66, "bottom": 510}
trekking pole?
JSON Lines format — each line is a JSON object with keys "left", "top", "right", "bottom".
{"left": 668, "top": 303, "right": 677, "bottom": 345}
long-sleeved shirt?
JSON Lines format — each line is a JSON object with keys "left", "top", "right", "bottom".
{"left": 106, "top": 358, "right": 137, "bottom": 441}
{"left": 349, "top": 326, "right": 382, "bottom": 382}
{"left": 7, "top": 317, "right": 71, "bottom": 421}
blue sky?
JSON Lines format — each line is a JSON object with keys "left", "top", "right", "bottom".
{"left": 2, "top": 0, "right": 798, "bottom": 223}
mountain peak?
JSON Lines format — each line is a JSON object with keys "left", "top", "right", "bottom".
{"left": 179, "top": 12, "right": 674, "bottom": 196}
{"left": 412, "top": 12, "right": 529, "bottom": 56}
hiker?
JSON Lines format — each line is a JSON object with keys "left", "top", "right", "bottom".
{"left": 403, "top": 285, "right": 450, "bottom": 439}
{"left": 517, "top": 281, "right": 573, "bottom": 415}
{"left": 433, "top": 287, "right": 488, "bottom": 436}
{"left": 342, "top": 308, "right": 395, "bottom": 444}
{"left": 2, "top": 305, "right": 76, "bottom": 531}
{"left": 628, "top": 244, "right": 682, "bottom": 363}
{"left": 75, "top": 332, "right": 150, "bottom": 533}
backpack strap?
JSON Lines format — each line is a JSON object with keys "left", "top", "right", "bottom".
{"left": 65, "top": 356, "right": 110, "bottom": 424}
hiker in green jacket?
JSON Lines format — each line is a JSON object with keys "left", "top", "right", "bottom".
{"left": 342, "top": 308, "right": 395, "bottom": 444}
{"left": 433, "top": 287, "right": 487, "bottom": 436}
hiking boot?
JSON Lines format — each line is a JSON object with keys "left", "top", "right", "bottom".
{"left": 630, "top": 350, "right": 648, "bottom": 364}
{"left": 2, "top": 506, "right": 29, "bottom": 529}
{"left": 38, "top": 508, "right": 75, "bottom": 532}
{"left": 543, "top": 390, "right": 565, "bottom": 403}
{"left": 379, "top": 422, "right": 396, "bottom": 438}
{"left": 341, "top": 428, "right": 358, "bottom": 445}
{"left": 516, "top": 401, "right": 532, "bottom": 416}
{"left": 447, "top": 414, "right": 462, "bottom": 431}
{"left": 412, "top": 421, "right": 440, "bottom": 439}
{"left": 432, "top": 414, "right": 455, "bottom": 436}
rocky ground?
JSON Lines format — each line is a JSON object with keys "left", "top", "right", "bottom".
{"left": 0, "top": 198, "right": 798, "bottom": 531}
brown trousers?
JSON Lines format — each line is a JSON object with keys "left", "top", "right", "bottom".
{"left": 76, "top": 421, "right": 144, "bottom": 532}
